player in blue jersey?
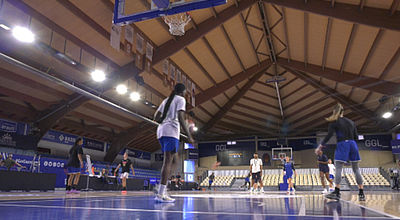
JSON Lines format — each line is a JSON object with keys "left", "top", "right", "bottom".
{"left": 283, "top": 156, "right": 296, "bottom": 194}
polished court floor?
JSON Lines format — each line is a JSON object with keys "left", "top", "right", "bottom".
{"left": 0, "top": 191, "right": 398, "bottom": 219}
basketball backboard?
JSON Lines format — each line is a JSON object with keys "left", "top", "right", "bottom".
{"left": 113, "top": 0, "right": 227, "bottom": 25}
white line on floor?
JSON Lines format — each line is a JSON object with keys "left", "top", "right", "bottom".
{"left": 0, "top": 203, "right": 392, "bottom": 219}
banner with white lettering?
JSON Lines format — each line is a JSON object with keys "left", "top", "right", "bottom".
{"left": 199, "top": 141, "right": 255, "bottom": 158}
{"left": 42, "top": 130, "right": 77, "bottom": 146}
{"left": 357, "top": 135, "right": 392, "bottom": 151}
{"left": 391, "top": 140, "right": 400, "bottom": 154}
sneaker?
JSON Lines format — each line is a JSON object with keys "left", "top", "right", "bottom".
{"left": 290, "top": 188, "right": 296, "bottom": 195}
{"left": 66, "top": 190, "right": 73, "bottom": 194}
{"left": 260, "top": 188, "right": 264, "bottom": 193}
{"left": 329, "top": 188, "right": 335, "bottom": 192}
{"left": 72, "top": 189, "right": 80, "bottom": 194}
{"left": 326, "top": 191, "right": 341, "bottom": 200}
{"left": 155, "top": 194, "right": 176, "bottom": 203}
{"left": 358, "top": 193, "right": 366, "bottom": 202}
{"left": 322, "top": 189, "right": 328, "bottom": 194}
{"left": 286, "top": 190, "right": 290, "bottom": 194}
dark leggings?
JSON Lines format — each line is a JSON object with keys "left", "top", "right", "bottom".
{"left": 334, "top": 160, "right": 363, "bottom": 186}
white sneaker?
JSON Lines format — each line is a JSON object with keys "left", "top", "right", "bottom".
{"left": 322, "top": 189, "right": 328, "bottom": 194}
{"left": 260, "top": 188, "right": 265, "bottom": 193}
{"left": 291, "top": 188, "right": 296, "bottom": 195}
{"left": 155, "top": 194, "right": 176, "bottom": 203}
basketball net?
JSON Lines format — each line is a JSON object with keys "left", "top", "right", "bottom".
{"left": 163, "top": 12, "right": 191, "bottom": 36}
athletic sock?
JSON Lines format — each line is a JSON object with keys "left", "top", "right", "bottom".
{"left": 159, "top": 184, "right": 167, "bottom": 196}
{"left": 334, "top": 187, "right": 340, "bottom": 194}
{"left": 66, "top": 185, "right": 71, "bottom": 191}
{"left": 359, "top": 189, "right": 364, "bottom": 194}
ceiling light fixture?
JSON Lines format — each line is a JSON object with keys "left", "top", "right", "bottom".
{"left": 382, "top": 112, "right": 393, "bottom": 119}
{"left": 12, "top": 26, "right": 35, "bottom": 43}
{"left": 130, "top": 92, "right": 140, "bottom": 101}
{"left": 116, "top": 84, "right": 128, "bottom": 95}
{"left": 91, "top": 69, "right": 106, "bottom": 82}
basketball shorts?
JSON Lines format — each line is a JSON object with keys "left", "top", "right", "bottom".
{"left": 252, "top": 172, "right": 261, "bottom": 183}
{"left": 286, "top": 172, "right": 293, "bottom": 179}
{"left": 335, "top": 140, "right": 361, "bottom": 162}
{"left": 67, "top": 166, "right": 81, "bottom": 174}
{"left": 120, "top": 172, "right": 129, "bottom": 179}
{"left": 159, "top": 137, "right": 179, "bottom": 153}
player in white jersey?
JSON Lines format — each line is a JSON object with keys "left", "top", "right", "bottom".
{"left": 250, "top": 152, "right": 264, "bottom": 193}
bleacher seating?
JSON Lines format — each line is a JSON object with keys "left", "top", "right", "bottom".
{"left": 344, "top": 168, "right": 390, "bottom": 186}
{"left": 199, "top": 167, "right": 391, "bottom": 189}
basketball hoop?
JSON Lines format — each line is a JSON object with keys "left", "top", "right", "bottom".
{"left": 163, "top": 12, "right": 191, "bottom": 36}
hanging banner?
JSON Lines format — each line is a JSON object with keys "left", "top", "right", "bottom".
{"left": 83, "top": 138, "right": 104, "bottom": 151}
{"left": 199, "top": 141, "right": 255, "bottom": 157}
{"left": 357, "top": 134, "right": 392, "bottom": 151}
{"left": 125, "top": 25, "right": 134, "bottom": 44}
{"left": 136, "top": 34, "right": 144, "bottom": 54}
{"left": 146, "top": 42, "right": 153, "bottom": 61}
{"left": 0, "top": 119, "right": 17, "bottom": 133}
{"left": 42, "top": 130, "right": 77, "bottom": 146}
{"left": 170, "top": 64, "right": 176, "bottom": 84}
{"left": 391, "top": 140, "right": 400, "bottom": 154}
{"left": 177, "top": 69, "right": 182, "bottom": 83}
{"left": 110, "top": 24, "right": 121, "bottom": 51}
{"left": 163, "top": 60, "right": 169, "bottom": 75}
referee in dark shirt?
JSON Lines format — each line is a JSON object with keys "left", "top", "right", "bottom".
{"left": 316, "top": 103, "right": 365, "bottom": 201}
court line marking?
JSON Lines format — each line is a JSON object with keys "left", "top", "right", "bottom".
{"left": 0, "top": 203, "right": 393, "bottom": 219}
{"left": 341, "top": 199, "right": 399, "bottom": 219}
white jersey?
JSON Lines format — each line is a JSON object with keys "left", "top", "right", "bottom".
{"left": 328, "top": 164, "right": 335, "bottom": 175}
{"left": 250, "top": 158, "right": 263, "bottom": 173}
{"left": 156, "top": 95, "right": 186, "bottom": 140}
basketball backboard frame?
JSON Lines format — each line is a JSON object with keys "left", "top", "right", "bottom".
{"left": 272, "top": 147, "right": 292, "bottom": 161}
{"left": 113, "top": 0, "right": 227, "bottom": 25}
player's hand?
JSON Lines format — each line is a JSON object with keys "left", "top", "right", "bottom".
{"left": 315, "top": 145, "right": 323, "bottom": 155}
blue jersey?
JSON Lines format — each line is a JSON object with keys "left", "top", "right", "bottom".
{"left": 284, "top": 161, "right": 295, "bottom": 176}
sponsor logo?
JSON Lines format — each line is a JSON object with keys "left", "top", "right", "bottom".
{"left": 364, "top": 139, "right": 389, "bottom": 148}
{"left": 215, "top": 144, "right": 226, "bottom": 151}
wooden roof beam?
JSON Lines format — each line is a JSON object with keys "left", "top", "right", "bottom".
{"left": 277, "top": 58, "right": 400, "bottom": 95}
{"left": 263, "top": 0, "right": 400, "bottom": 31}
{"left": 193, "top": 60, "right": 272, "bottom": 106}
{"left": 152, "top": 0, "right": 257, "bottom": 64}
{"left": 201, "top": 70, "right": 265, "bottom": 132}
{"left": 282, "top": 66, "right": 378, "bottom": 123}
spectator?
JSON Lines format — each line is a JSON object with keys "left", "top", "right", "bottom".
{"left": 4, "top": 154, "right": 26, "bottom": 171}
{"left": 100, "top": 168, "right": 111, "bottom": 184}
{"left": 175, "top": 173, "right": 183, "bottom": 190}
{"left": 0, "top": 155, "right": 4, "bottom": 167}
{"left": 242, "top": 173, "right": 251, "bottom": 190}
{"left": 208, "top": 172, "right": 215, "bottom": 190}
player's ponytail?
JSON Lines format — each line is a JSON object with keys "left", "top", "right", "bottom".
{"left": 158, "top": 83, "right": 186, "bottom": 123}
{"left": 326, "top": 103, "right": 344, "bottom": 122}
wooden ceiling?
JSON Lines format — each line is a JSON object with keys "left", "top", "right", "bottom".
{"left": 0, "top": 0, "right": 399, "bottom": 155}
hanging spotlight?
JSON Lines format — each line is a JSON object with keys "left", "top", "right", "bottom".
{"left": 382, "top": 112, "right": 393, "bottom": 119}
{"left": 12, "top": 26, "right": 35, "bottom": 43}
{"left": 116, "top": 84, "right": 128, "bottom": 95}
{"left": 91, "top": 69, "right": 105, "bottom": 82}
{"left": 130, "top": 92, "right": 140, "bottom": 101}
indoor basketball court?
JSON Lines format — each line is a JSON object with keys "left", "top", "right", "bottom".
{"left": 0, "top": 0, "right": 399, "bottom": 219}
